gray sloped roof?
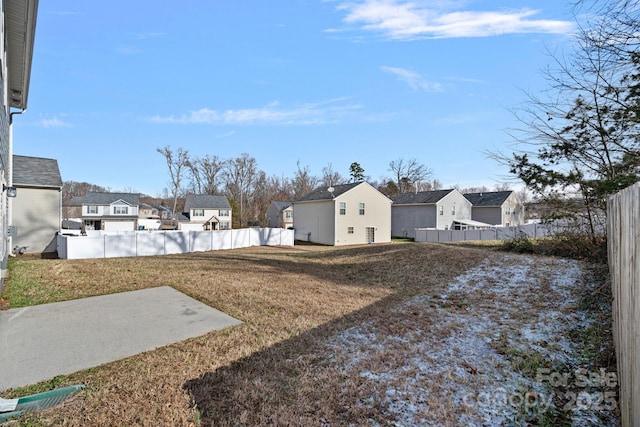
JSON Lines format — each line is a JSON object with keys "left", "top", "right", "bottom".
{"left": 13, "top": 155, "right": 62, "bottom": 188}
{"left": 184, "top": 194, "right": 231, "bottom": 210}
{"left": 294, "top": 182, "right": 361, "bottom": 202}
{"left": 270, "top": 201, "right": 292, "bottom": 212}
{"left": 392, "top": 189, "right": 455, "bottom": 205}
{"left": 464, "top": 191, "right": 513, "bottom": 207}
{"left": 78, "top": 192, "right": 140, "bottom": 205}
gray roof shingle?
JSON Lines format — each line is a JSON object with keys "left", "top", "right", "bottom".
{"left": 294, "top": 182, "right": 361, "bottom": 202}
{"left": 392, "top": 189, "right": 455, "bottom": 205}
{"left": 184, "top": 194, "right": 231, "bottom": 210}
{"left": 270, "top": 201, "right": 292, "bottom": 211}
{"left": 464, "top": 191, "right": 513, "bottom": 207}
{"left": 77, "top": 192, "right": 140, "bottom": 205}
{"left": 12, "top": 155, "right": 62, "bottom": 188}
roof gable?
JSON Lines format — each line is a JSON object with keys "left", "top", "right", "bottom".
{"left": 184, "top": 194, "right": 231, "bottom": 210}
{"left": 464, "top": 191, "right": 514, "bottom": 207}
{"left": 392, "top": 189, "right": 455, "bottom": 205}
{"left": 81, "top": 192, "right": 140, "bottom": 206}
{"left": 13, "top": 155, "right": 62, "bottom": 188}
{"left": 294, "top": 182, "right": 364, "bottom": 202}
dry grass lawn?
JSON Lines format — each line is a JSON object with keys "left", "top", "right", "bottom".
{"left": 0, "top": 242, "right": 615, "bottom": 426}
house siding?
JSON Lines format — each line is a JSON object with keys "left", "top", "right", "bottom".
{"left": 334, "top": 184, "right": 392, "bottom": 245}
{"left": 391, "top": 205, "right": 437, "bottom": 238}
{"left": 293, "top": 200, "right": 336, "bottom": 245}
{"left": 436, "top": 191, "right": 473, "bottom": 229}
{"left": 12, "top": 187, "right": 61, "bottom": 253}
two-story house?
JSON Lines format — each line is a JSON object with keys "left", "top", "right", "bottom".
{"left": 391, "top": 189, "right": 474, "bottom": 238}
{"left": 180, "top": 194, "right": 232, "bottom": 231}
{"left": 293, "top": 182, "right": 392, "bottom": 246}
{"left": 67, "top": 192, "right": 140, "bottom": 232}
{"left": 266, "top": 201, "right": 293, "bottom": 229}
{"left": 463, "top": 191, "right": 525, "bottom": 227}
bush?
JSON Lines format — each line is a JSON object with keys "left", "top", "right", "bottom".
{"left": 501, "top": 232, "right": 607, "bottom": 263}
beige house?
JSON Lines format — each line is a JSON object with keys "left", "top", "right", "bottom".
{"left": 391, "top": 189, "right": 475, "bottom": 238}
{"left": 464, "top": 191, "right": 525, "bottom": 226}
{"left": 293, "top": 182, "right": 392, "bottom": 246}
{"left": 181, "top": 194, "right": 232, "bottom": 231}
{"left": 266, "top": 201, "right": 293, "bottom": 229}
{"left": 11, "top": 155, "right": 62, "bottom": 254}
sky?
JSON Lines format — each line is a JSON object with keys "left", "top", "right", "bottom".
{"left": 13, "top": 0, "right": 579, "bottom": 197}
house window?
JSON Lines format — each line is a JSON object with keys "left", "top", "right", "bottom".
{"left": 113, "top": 206, "right": 128, "bottom": 215}
{"left": 285, "top": 211, "right": 293, "bottom": 219}
{"left": 339, "top": 202, "right": 346, "bottom": 215}
{"left": 505, "top": 207, "right": 511, "bottom": 215}
{"left": 348, "top": 226, "right": 354, "bottom": 234}
{"left": 359, "top": 203, "right": 365, "bottom": 215}
{"left": 219, "top": 221, "right": 230, "bottom": 230}
{"left": 193, "top": 209, "right": 205, "bottom": 217}
{"left": 219, "top": 209, "right": 230, "bottom": 217}
{"left": 87, "top": 205, "right": 98, "bottom": 214}
{"left": 451, "top": 205, "right": 456, "bottom": 215}
{"left": 439, "top": 206, "right": 444, "bottom": 215}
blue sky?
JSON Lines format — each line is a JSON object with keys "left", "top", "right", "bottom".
{"left": 14, "top": 0, "right": 577, "bottom": 196}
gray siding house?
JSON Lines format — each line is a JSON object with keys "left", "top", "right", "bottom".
{"left": 293, "top": 182, "right": 392, "bottom": 246}
{"left": 181, "top": 194, "right": 232, "bottom": 230}
{"left": 12, "top": 155, "right": 62, "bottom": 254}
{"left": 391, "top": 189, "right": 473, "bottom": 238}
{"left": 464, "top": 191, "right": 525, "bottom": 226}
{"left": 266, "top": 201, "right": 293, "bottom": 229}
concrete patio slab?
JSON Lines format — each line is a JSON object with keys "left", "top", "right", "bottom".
{"left": 0, "top": 286, "right": 241, "bottom": 391}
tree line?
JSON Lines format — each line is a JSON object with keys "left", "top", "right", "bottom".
{"left": 155, "top": 147, "right": 447, "bottom": 227}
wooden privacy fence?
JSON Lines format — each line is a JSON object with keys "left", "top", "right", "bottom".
{"left": 607, "top": 181, "right": 640, "bottom": 427}
{"left": 56, "top": 228, "right": 294, "bottom": 260}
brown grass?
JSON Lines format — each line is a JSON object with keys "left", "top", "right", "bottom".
{"left": 2, "top": 243, "right": 492, "bottom": 426}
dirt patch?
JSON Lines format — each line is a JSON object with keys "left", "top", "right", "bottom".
{"left": 1, "top": 243, "right": 616, "bottom": 426}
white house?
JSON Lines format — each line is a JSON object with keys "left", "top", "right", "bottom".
{"left": 391, "top": 189, "right": 476, "bottom": 238}
{"left": 67, "top": 192, "right": 140, "bottom": 232}
{"left": 180, "top": 194, "right": 232, "bottom": 231}
{"left": 11, "top": 155, "right": 62, "bottom": 254}
{"left": 293, "top": 182, "right": 392, "bottom": 246}
{"left": 266, "top": 201, "right": 293, "bottom": 229}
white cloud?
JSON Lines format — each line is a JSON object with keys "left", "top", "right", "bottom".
{"left": 216, "top": 131, "right": 236, "bottom": 138}
{"left": 39, "top": 117, "right": 73, "bottom": 128}
{"left": 148, "top": 99, "right": 364, "bottom": 125}
{"left": 333, "top": 0, "right": 574, "bottom": 40}
{"left": 381, "top": 66, "right": 443, "bottom": 92}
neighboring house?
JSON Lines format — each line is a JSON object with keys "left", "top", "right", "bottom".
{"left": 0, "top": 0, "right": 38, "bottom": 290}
{"left": 180, "top": 194, "right": 232, "bottom": 231}
{"left": 391, "top": 189, "right": 476, "bottom": 238}
{"left": 11, "top": 155, "right": 62, "bottom": 254}
{"left": 137, "top": 202, "right": 163, "bottom": 230}
{"left": 67, "top": 192, "right": 140, "bottom": 232}
{"left": 464, "top": 191, "right": 525, "bottom": 227}
{"left": 266, "top": 201, "right": 293, "bottom": 229}
{"left": 293, "top": 182, "right": 392, "bottom": 246}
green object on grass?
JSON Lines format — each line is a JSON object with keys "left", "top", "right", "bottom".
{"left": 0, "top": 384, "right": 86, "bottom": 422}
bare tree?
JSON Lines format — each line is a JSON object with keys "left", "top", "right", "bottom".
{"left": 388, "top": 158, "right": 434, "bottom": 195}
{"left": 221, "top": 153, "right": 258, "bottom": 227}
{"left": 157, "top": 146, "right": 189, "bottom": 219}
{"left": 292, "top": 161, "right": 318, "bottom": 199}
{"left": 320, "top": 163, "right": 345, "bottom": 188}
{"left": 186, "top": 154, "right": 223, "bottom": 195}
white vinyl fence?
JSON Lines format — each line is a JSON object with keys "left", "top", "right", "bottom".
{"left": 414, "top": 223, "right": 555, "bottom": 243}
{"left": 57, "top": 228, "right": 294, "bottom": 260}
